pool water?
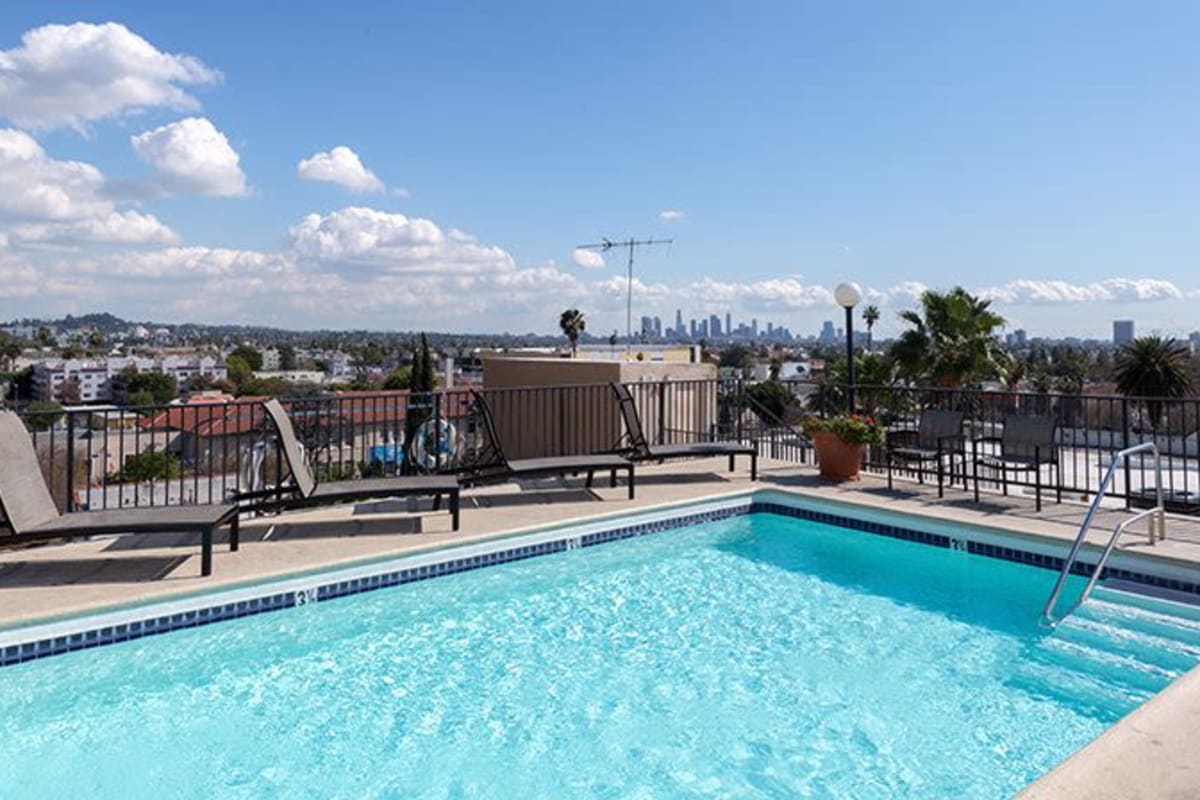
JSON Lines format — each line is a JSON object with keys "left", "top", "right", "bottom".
{"left": 2, "top": 512, "right": 1198, "bottom": 799}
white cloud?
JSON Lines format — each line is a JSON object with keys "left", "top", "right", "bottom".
{"left": 0, "top": 128, "right": 108, "bottom": 220}
{"left": 682, "top": 277, "right": 833, "bottom": 311}
{"left": 287, "top": 206, "right": 513, "bottom": 274}
{"left": 131, "top": 117, "right": 247, "bottom": 196}
{"left": 10, "top": 211, "right": 178, "bottom": 246}
{"left": 0, "top": 129, "right": 178, "bottom": 246}
{"left": 659, "top": 209, "right": 685, "bottom": 222}
{"left": 0, "top": 22, "right": 219, "bottom": 132}
{"left": 571, "top": 248, "right": 605, "bottom": 269}
{"left": 978, "top": 278, "right": 1183, "bottom": 305}
{"left": 297, "top": 146, "right": 384, "bottom": 193}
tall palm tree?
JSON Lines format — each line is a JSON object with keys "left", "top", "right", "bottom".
{"left": 559, "top": 309, "right": 586, "bottom": 357}
{"left": 889, "top": 287, "right": 1009, "bottom": 388}
{"left": 861, "top": 305, "right": 880, "bottom": 350}
{"left": 1115, "top": 336, "right": 1193, "bottom": 426}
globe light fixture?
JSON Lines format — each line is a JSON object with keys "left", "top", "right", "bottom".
{"left": 834, "top": 282, "right": 862, "bottom": 412}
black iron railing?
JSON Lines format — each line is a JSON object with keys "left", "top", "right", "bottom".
{"left": 9, "top": 378, "right": 1200, "bottom": 518}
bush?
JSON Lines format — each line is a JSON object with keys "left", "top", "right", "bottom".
{"left": 114, "top": 448, "right": 182, "bottom": 483}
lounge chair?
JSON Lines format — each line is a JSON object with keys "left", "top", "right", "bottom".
{"left": 467, "top": 390, "right": 635, "bottom": 498}
{"left": 0, "top": 410, "right": 239, "bottom": 576}
{"left": 610, "top": 382, "right": 758, "bottom": 480}
{"left": 972, "top": 414, "right": 1061, "bottom": 511}
{"left": 886, "top": 409, "right": 966, "bottom": 498}
{"left": 253, "top": 399, "right": 461, "bottom": 529}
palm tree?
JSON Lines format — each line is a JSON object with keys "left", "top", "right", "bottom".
{"left": 861, "top": 305, "right": 880, "bottom": 350}
{"left": 889, "top": 287, "right": 1010, "bottom": 388}
{"left": 559, "top": 309, "right": 586, "bottom": 357}
{"left": 1115, "top": 336, "right": 1193, "bottom": 426}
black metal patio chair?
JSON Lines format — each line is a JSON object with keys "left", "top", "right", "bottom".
{"left": 886, "top": 409, "right": 966, "bottom": 498}
{"left": 972, "top": 414, "right": 1061, "bottom": 512}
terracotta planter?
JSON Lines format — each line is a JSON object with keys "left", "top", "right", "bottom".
{"left": 812, "top": 431, "right": 866, "bottom": 482}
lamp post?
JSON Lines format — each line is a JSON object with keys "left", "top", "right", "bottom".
{"left": 834, "top": 281, "right": 863, "bottom": 413}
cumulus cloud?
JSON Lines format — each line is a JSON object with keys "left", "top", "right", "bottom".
{"left": 10, "top": 211, "right": 178, "bottom": 246}
{"left": 682, "top": 277, "right": 833, "bottom": 311}
{"left": 0, "top": 128, "right": 109, "bottom": 220}
{"left": 659, "top": 209, "right": 685, "bottom": 222}
{"left": 0, "top": 129, "right": 178, "bottom": 246}
{"left": 978, "top": 278, "right": 1183, "bottom": 305}
{"left": 287, "top": 206, "right": 514, "bottom": 274}
{"left": 297, "top": 146, "right": 384, "bottom": 193}
{"left": 571, "top": 248, "right": 605, "bottom": 269}
{"left": 131, "top": 117, "right": 247, "bottom": 196}
{"left": 0, "top": 22, "right": 219, "bottom": 132}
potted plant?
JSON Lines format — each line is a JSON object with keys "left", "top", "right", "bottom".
{"left": 802, "top": 413, "right": 885, "bottom": 481}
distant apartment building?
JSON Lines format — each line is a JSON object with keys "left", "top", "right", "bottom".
{"left": 32, "top": 355, "right": 227, "bottom": 404}
{"left": 818, "top": 320, "right": 837, "bottom": 346}
{"left": 1113, "top": 320, "right": 1135, "bottom": 346}
{"left": 259, "top": 348, "right": 281, "bottom": 371}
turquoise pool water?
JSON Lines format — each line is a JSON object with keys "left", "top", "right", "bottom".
{"left": 1, "top": 512, "right": 1197, "bottom": 799}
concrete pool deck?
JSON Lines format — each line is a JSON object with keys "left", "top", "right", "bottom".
{"left": 3, "top": 456, "right": 1200, "bottom": 798}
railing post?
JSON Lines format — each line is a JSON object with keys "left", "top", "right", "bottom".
{"left": 65, "top": 411, "right": 76, "bottom": 512}
{"left": 657, "top": 381, "right": 667, "bottom": 443}
{"left": 1122, "top": 398, "right": 1132, "bottom": 510}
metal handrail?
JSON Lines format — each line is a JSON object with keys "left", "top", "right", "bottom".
{"left": 1040, "top": 442, "right": 1165, "bottom": 627}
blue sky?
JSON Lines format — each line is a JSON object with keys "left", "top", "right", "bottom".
{"left": 0, "top": 2, "right": 1197, "bottom": 337}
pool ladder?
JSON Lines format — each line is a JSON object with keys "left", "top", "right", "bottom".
{"left": 1040, "top": 442, "right": 1166, "bottom": 627}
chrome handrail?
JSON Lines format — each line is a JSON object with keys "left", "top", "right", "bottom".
{"left": 1040, "top": 442, "right": 1165, "bottom": 627}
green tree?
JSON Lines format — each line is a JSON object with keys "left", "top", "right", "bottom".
{"left": 228, "top": 344, "right": 263, "bottom": 371}
{"left": 745, "top": 380, "right": 795, "bottom": 423}
{"left": 718, "top": 344, "right": 755, "bottom": 378}
{"left": 25, "top": 400, "right": 64, "bottom": 429}
{"left": 225, "top": 354, "right": 253, "bottom": 389}
{"left": 861, "top": 305, "right": 881, "bottom": 350}
{"left": 0, "top": 332, "right": 22, "bottom": 372}
{"left": 559, "top": 309, "right": 586, "bottom": 357}
{"left": 1115, "top": 336, "right": 1194, "bottom": 426}
{"left": 124, "top": 370, "right": 177, "bottom": 405}
{"left": 278, "top": 344, "right": 298, "bottom": 371}
{"left": 382, "top": 367, "right": 412, "bottom": 391}
{"left": 889, "top": 287, "right": 1010, "bottom": 387}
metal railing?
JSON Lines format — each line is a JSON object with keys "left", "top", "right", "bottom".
{"left": 1040, "top": 442, "right": 1166, "bottom": 627}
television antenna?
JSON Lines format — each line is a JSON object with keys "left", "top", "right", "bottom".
{"left": 575, "top": 236, "right": 673, "bottom": 343}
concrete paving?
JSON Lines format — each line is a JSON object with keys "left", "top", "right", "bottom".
{"left": 3, "top": 456, "right": 1200, "bottom": 799}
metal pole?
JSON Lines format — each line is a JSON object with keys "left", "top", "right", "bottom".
{"left": 627, "top": 240, "right": 635, "bottom": 344}
{"left": 844, "top": 305, "right": 855, "bottom": 414}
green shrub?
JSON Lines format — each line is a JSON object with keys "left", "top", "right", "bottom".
{"left": 114, "top": 448, "right": 182, "bottom": 482}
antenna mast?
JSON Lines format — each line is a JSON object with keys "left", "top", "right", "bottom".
{"left": 574, "top": 236, "right": 673, "bottom": 343}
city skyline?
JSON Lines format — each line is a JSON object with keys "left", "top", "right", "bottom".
{"left": 0, "top": 5, "right": 1198, "bottom": 338}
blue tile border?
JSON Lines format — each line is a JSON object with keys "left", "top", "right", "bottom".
{"left": 3, "top": 496, "right": 1199, "bottom": 669}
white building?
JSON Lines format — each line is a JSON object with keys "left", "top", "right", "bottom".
{"left": 259, "top": 348, "right": 281, "bottom": 371}
{"left": 32, "top": 355, "right": 227, "bottom": 403}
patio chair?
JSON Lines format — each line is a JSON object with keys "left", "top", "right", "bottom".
{"left": 972, "top": 414, "right": 1061, "bottom": 512}
{"left": 252, "top": 399, "right": 461, "bottom": 530}
{"left": 466, "top": 390, "right": 635, "bottom": 498}
{"left": 886, "top": 409, "right": 965, "bottom": 498}
{"left": 0, "top": 410, "right": 239, "bottom": 577}
{"left": 610, "top": 382, "right": 758, "bottom": 480}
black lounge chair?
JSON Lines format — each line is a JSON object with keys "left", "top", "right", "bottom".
{"left": 254, "top": 399, "right": 461, "bottom": 530}
{"left": 972, "top": 414, "right": 1061, "bottom": 512}
{"left": 0, "top": 410, "right": 239, "bottom": 576}
{"left": 467, "top": 390, "right": 635, "bottom": 498}
{"left": 886, "top": 409, "right": 966, "bottom": 498}
{"left": 610, "top": 382, "right": 758, "bottom": 480}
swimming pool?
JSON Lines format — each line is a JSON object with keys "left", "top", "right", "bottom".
{"left": 1, "top": 499, "right": 1198, "bottom": 798}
